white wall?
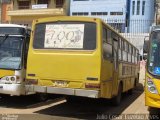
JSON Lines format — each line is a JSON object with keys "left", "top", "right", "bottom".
{"left": 70, "top": 0, "right": 127, "bottom": 21}
{"left": 129, "top": 0, "right": 155, "bottom": 33}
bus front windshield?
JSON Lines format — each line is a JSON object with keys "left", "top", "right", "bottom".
{"left": 0, "top": 36, "right": 23, "bottom": 70}
{"left": 148, "top": 31, "right": 160, "bottom": 76}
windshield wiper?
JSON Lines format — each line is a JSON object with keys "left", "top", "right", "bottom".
{"left": 0, "top": 34, "right": 9, "bottom": 47}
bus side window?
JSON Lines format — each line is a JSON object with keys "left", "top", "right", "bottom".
{"left": 135, "top": 49, "right": 138, "bottom": 64}
{"left": 125, "top": 42, "right": 128, "bottom": 62}
{"left": 121, "top": 39, "right": 124, "bottom": 61}
{"left": 124, "top": 41, "right": 126, "bottom": 51}
{"left": 134, "top": 48, "right": 136, "bottom": 63}
{"left": 119, "top": 38, "right": 122, "bottom": 60}
{"left": 128, "top": 44, "right": 132, "bottom": 62}
{"left": 103, "top": 27, "right": 112, "bottom": 60}
{"left": 107, "top": 29, "right": 112, "bottom": 44}
{"left": 131, "top": 47, "right": 134, "bottom": 63}
{"left": 122, "top": 40, "right": 125, "bottom": 51}
{"left": 130, "top": 46, "right": 133, "bottom": 63}
{"left": 123, "top": 41, "right": 127, "bottom": 61}
{"left": 103, "top": 27, "right": 107, "bottom": 43}
{"left": 119, "top": 38, "right": 121, "bottom": 49}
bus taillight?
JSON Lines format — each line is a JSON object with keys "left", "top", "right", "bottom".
{"left": 85, "top": 83, "right": 100, "bottom": 89}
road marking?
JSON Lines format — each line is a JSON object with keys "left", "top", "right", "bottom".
{"left": 27, "top": 97, "right": 66, "bottom": 109}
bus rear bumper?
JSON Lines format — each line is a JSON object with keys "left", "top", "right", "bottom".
{"left": 145, "top": 94, "right": 160, "bottom": 108}
{"left": 0, "top": 83, "right": 25, "bottom": 96}
{"left": 28, "top": 85, "right": 100, "bottom": 98}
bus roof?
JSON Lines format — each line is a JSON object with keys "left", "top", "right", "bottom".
{"left": 0, "top": 24, "right": 27, "bottom": 28}
{"left": 33, "top": 16, "right": 101, "bottom": 23}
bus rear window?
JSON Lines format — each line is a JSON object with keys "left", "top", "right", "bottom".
{"left": 33, "top": 22, "right": 96, "bottom": 50}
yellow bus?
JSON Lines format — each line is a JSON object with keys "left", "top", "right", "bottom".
{"left": 0, "top": 24, "right": 32, "bottom": 96}
{"left": 26, "top": 16, "right": 139, "bottom": 105}
{"left": 145, "top": 25, "right": 160, "bottom": 108}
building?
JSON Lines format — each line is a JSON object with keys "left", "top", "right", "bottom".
{"left": 128, "top": 0, "right": 155, "bottom": 33}
{"left": 7, "top": 0, "right": 70, "bottom": 26}
{"left": 70, "top": 0, "right": 156, "bottom": 33}
{"left": 0, "top": 0, "right": 13, "bottom": 23}
{"left": 70, "top": 0, "right": 127, "bottom": 32}
{"left": 70, "top": 0, "right": 156, "bottom": 55}
{"left": 125, "top": 0, "right": 155, "bottom": 55}
{"left": 1, "top": 4, "right": 12, "bottom": 23}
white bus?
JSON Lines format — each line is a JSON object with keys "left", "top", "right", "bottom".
{"left": 0, "top": 24, "right": 33, "bottom": 96}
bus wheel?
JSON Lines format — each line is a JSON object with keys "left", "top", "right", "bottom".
{"left": 35, "top": 93, "right": 48, "bottom": 102}
{"left": 111, "top": 84, "right": 122, "bottom": 106}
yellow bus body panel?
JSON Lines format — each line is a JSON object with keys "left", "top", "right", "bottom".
{"left": 0, "top": 69, "right": 15, "bottom": 77}
{"left": 27, "top": 50, "right": 101, "bottom": 88}
{"left": 145, "top": 72, "right": 160, "bottom": 108}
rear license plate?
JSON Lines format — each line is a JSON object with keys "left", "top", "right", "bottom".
{"left": 55, "top": 81, "right": 68, "bottom": 87}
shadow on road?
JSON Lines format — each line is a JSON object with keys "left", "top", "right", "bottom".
{"left": 0, "top": 94, "right": 62, "bottom": 109}
{"left": 0, "top": 83, "right": 144, "bottom": 120}
{"left": 34, "top": 83, "right": 144, "bottom": 120}
{"left": 149, "top": 107, "right": 160, "bottom": 120}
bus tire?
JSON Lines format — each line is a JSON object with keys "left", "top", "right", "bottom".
{"left": 111, "top": 83, "right": 122, "bottom": 106}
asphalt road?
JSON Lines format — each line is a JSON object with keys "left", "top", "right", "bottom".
{"left": 0, "top": 80, "right": 159, "bottom": 120}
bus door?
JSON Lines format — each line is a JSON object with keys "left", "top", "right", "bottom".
{"left": 112, "top": 38, "right": 119, "bottom": 95}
